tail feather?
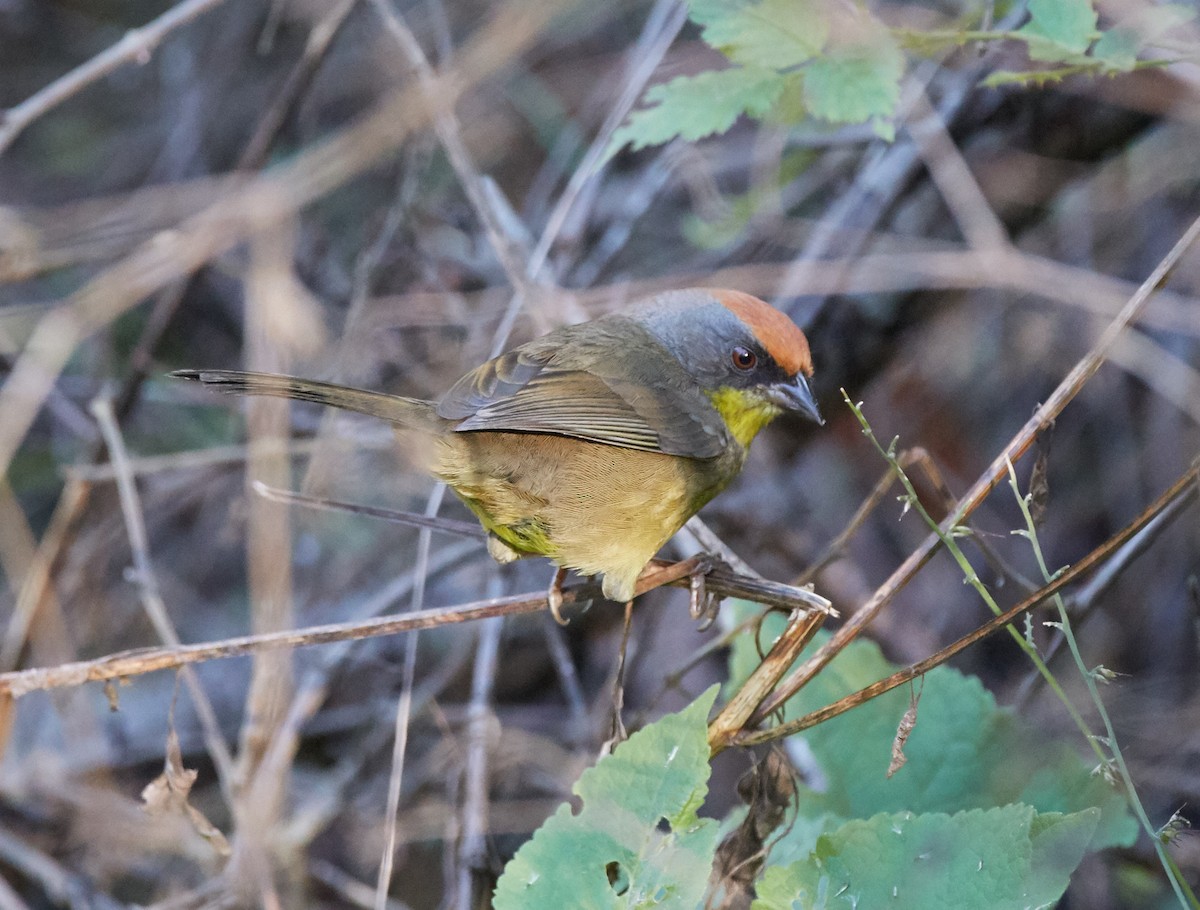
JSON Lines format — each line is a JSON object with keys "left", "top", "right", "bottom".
{"left": 171, "top": 370, "right": 441, "bottom": 431}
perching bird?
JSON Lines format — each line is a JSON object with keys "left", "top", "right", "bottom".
{"left": 173, "top": 288, "right": 821, "bottom": 616}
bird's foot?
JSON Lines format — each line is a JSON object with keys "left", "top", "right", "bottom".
{"left": 688, "top": 560, "right": 722, "bottom": 631}
{"left": 547, "top": 566, "right": 570, "bottom": 625}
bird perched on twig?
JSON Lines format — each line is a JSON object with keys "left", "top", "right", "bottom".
{"left": 173, "top": 288, "right": 822, "bottom": 621}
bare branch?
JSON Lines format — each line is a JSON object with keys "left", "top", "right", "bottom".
{"left": 0, "top": 0, "right": 234, "bottom": 155}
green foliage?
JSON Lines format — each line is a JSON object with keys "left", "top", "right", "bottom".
{"left": 492, "top": 686, "right": 720, "bottom": 909}
{"left": 611, "top": 0, "right": 1189, "bottom": 157}
{"left": 691, "top": 0, "right": 828, "bottom": 69}
{"left": 609, "top": 0, "right": 904, "bottom": 156}
{"left": 1018, "top": 0, "right": 1098, "bottom": 60}
{"left": 986, "top": 2, "right": 1194, "bottom": 86}
{"left": 610, "top": 67, "right": 784, "bottom": 152}
{"left": 727, "top": 609, "right": 1137, "bottom": 859}
{"left": 802, "top": 25, "right": 904, "bottom": 141}
{"left": 753, "top": 805, "right": 1100, "bottom": 910}
{"left": 496, "top": 606, "right": 1136, "bottom": 909}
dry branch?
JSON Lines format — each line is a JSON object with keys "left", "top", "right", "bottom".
{"left": 0, "top": 0, "right": 233, "bottom": 154}
{"left": 0, "top": 554, "right": 833, "bottom": 700}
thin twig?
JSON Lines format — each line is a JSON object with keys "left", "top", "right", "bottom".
{"left": 905, "top": 88, "right": 1009, "bottom": 251}
{"left": 369, "top": 0, "right": 534, "bottom": 296}
{"left": 230, "top": 228, "right": 300, "bottom": 888}
{"left": 0, "top": 558, "right": 704, "bottom": 699}
{"left": 1014, "top": 478, "right": 1199, "bottom": 707}
{"left": 0, "top": 0, "right": 234, "bottom": 154}
{"left": 375, "top": 485, "right": 446, "bottom": 910}
{"left": 539, "top": 614, "right": 590, "bottom": 743}
{"left": 453, "top": 613, "right": 504, "bottom": 910}
{"left": 238, "top": 0, "right": 360, "bottom": 171}
{"left": 89, "top": 397, "right": 238, "bottom": 802}
{"left": 530, "top": 0, "right": 689, "bottom": 279}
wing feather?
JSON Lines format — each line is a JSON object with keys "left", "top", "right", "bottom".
{"left": 435, "top": 319, "right": 728, "bottom": 458}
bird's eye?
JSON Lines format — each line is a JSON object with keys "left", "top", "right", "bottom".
{"left": 731, "top": 346, "right": 757, "bottom": 371}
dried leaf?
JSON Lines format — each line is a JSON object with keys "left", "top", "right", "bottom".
{"left": 142, "top": 725, "right": 231, "bottom": 856}
{"left": 1029, "top": 422, "right": 1055, "bottom": 526}
{"left": 887, "top": 678, "right": 923, "bottom": 778}
{"left": 712, "top": 749, "right": 796, "bottom": 903}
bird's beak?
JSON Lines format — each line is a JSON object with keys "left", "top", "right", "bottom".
{"left": 767, "top": 375, "right": 824, "bottom": 425}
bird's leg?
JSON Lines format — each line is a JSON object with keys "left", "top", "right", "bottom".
{"left": 605, "top": 600, "right": 635, "bottom": 748}
{"left": 547, "top": 566, "right": 569, "bottom": 625}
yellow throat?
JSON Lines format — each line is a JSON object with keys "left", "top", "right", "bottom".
{"left": 706, "top": 387, "right": 782, "bottom": 449}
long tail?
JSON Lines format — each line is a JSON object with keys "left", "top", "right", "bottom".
{"left": 171, "top": 370, "right": 442, "bottom": 432}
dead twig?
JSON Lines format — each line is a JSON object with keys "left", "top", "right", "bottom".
{"left": 369, "top": 0, "right": 535, "bottom": 298}
{"left": 735, "top": 459, "right": 1200, "bottom": 746}
{"left": 0, "top": 556, "right": 802, "bottom": 699}
{"left": 453, "top": 614, "right": 504, "bottom": 910}
{"left": 89, "top": 397, "right": 237, "bottom": 801}
{"left": 0, "top": 0, "right": 234, "bottom": 155}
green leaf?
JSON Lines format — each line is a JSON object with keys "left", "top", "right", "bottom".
{"left": 723, "top": 609, "right": 1137, "bottom": 859}
{"left": 1027, "top": 810, "right": 1106, "bottom": 903}
{"left": 802, "top": 27, "right": 903, "bottom": 139}
{"left": 1093, "top": 4, "right": 1196, "bottom": 71}
{"left": 751, "top": 805, "right": 1100, "bottom": 910}
{"left": 690, "top": 0, "right": 829, "bottom": 69}
{"left": 1090, "top": 26, "right": 1140, "bottom": 71}
{"left": 493, "top": 687, "right": 720, "bottom": 910}
{"left": 1017, "top": 0, "right": 1099, "bottom": 62}
{"left": 608, "top": 66, "right": 782, "bottom": 155}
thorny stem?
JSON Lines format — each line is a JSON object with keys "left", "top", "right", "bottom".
{"left": 1006, "top": 461, "right": 1199, "bottom": 909}
{"left": 844, "top": 394, "right": 1103, "bottom": 766}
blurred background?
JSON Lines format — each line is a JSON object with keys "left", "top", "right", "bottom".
{"left": 0, "top": 0, "right": 1198, "bottom": 906}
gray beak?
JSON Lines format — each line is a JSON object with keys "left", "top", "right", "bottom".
{"left": 768, "top": 375, "right": 823, "bottom": 426}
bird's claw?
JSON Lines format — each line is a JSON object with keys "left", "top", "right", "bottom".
{"left": 688, "top": 563, "right": 722, "bottom": 631}
{"left": 548, "top": 567, "right": 570, "bottom": 625}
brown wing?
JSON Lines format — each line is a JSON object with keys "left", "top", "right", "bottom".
{"left": 435, "top": 319, "right": 729, "bottom": 458}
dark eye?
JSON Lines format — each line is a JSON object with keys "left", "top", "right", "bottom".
{"left": 731, "top": 346, "right": 757, "bottom": 371}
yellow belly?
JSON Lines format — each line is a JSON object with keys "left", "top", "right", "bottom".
{"left": 433, "top": 431, "right": 709, "bottom": 601}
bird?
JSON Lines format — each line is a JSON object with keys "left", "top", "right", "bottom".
{"left": 172, "top": 288, "right": 822, "bottom": 619}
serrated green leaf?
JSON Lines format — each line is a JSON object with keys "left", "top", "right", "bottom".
{"left": 751, "top": 805, "right": 1100, "bottom": 910}
{"left": 1018, "top": 0, "right": 1098, "bottom": 61}
{"left": 802, "top": 28, "right": 903, "bottom": 135}
{"left": 723, "top": 609, "right": 1137, "bottom": 862}
{"left": 607, "top": 66, "right": 782, "bottom": 156}
{"left": 692, "top": 0, "right": 829, "bottom": 69}
{"left": 493, "top": 687, "right": 720, "bottom": 910}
